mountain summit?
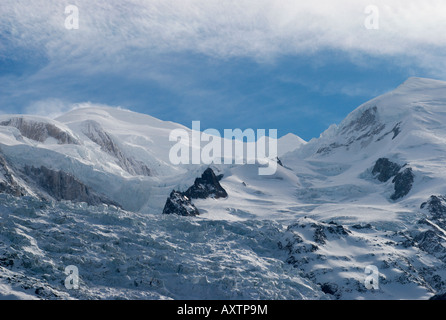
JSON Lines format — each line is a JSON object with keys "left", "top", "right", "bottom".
{"left": 1, "top": 78, "right": 446, "bottom": 299}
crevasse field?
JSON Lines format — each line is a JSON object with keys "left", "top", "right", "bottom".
{"left": 0, "top": 194, "right": 323, "bottom": 300}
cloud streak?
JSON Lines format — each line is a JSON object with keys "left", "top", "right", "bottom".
{"left": 24, "top": 98, "right": 76, "bottom": 119}
{"left": 2, "top": 0, "right": 446, "bottom": 85}
{"left": 2, "top": 0, "right": 446, "bottom": 66}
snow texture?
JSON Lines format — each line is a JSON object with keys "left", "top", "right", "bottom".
{"left": 1, "top": 77, "right": 446, "bottom": 299}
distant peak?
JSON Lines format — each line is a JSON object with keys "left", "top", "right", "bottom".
{"left": 279, "top": 133, "right": 307, "bottom": 144}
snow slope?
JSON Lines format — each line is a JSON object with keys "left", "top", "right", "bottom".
{"left": 1, "top": 77, "right": 446, "bottom": 299}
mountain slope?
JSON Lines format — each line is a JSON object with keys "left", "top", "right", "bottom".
{"left": 1, "top": 77, "right": 446, "bottom": 299}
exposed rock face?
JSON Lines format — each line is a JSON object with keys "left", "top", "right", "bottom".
{"left": 420, "top": 195, "right": 446, "bottom": 219}
{"left": 377, "top": 122, "right": 402, "bottom": 141}
{"left": 0, "top": 149, "right": 120, "bottom": 208}
{"left": 351, "top": 223, "right": 372, "bottom": 230}
{"left": 0, "top": 153, "right": 26, "bottom": 197}
{"left": 317, "top": 106, "right": 387, "bottom": 154}
{"left": 279, "top": 217, "right": 445, "bottom": 299}
{"left": 321, "top": 282, "right": 339, "bottom": 296}
{"left": 23, "top": 165, "right": 120, "bottom": 207}
{"left": 162, "top": 168, "right": 227, "bottom": 216}
{"left": 183, "top": 168, "right": 228, "bottom": 200}
{"left": 162, "top": 191, "right": 199, "bottom": 216}
{"left": 371, "top": 158, "right": 414, "bottom": 200}
{"left": 372, "top": 158, "right": 401, "bottom": 182}
{"left": 341, "top": 106, "right": 379, "bottom": 134}
{"left": 390, "top": 122, "right": 401, "bottom": 139}
{"left": 412, "top": 195, "right": 446, "bottom": 263}
{"left": 391, "top": 168, "right": 414, "bottom": 200}
{"left": 0, "top": 117, "right": 79, "bottom": 145}
{"left": 312, "top": 221, "right": 350, "bottom": 245}
{"left": 413, "top": 229, "right": 446, "bottom": 257}
{"left": 278, "top": 219, "right": 350, "bottom": 259}
{"left": 430, "top": 292, "right": 446, "bottom": 300}
{"left": 82, "top": 120, "right": 151, "bottom": 176}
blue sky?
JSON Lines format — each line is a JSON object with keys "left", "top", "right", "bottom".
{"left": 1, "top": 0, "right": 446, "bottom": 141}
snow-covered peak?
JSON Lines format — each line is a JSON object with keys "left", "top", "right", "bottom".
{"left": 55, "top": 105, "right": 191, "bottom": 168}
{"left": 344, "top": 77, "right": 446, "bottom": 121}
{"left": 56, "top": 105, "right": 187, "bottom": 132}
{"left": 291, "top": 77, "right": 446, "bottom": 160}
{"left": 396, "top": 76, "right": 446, "bottom": 92}
{"left": 278, "top": 133, "right": 306, "bottom": 156}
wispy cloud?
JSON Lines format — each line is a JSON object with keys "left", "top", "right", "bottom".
{"left": 2, "top": 0, "right": 446, "bottom": 70}
{"left": 24, "top": 98, "right": 77, "bottom": 119}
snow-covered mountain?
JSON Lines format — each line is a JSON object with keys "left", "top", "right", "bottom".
{"left": 1, "top": 77, "right": 446, "bottom": 300}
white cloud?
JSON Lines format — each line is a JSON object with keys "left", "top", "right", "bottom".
{"left": 24, "top": 99, "right": 132, "bottom": 118}
{"left": 2, "top": 0, "right": 446, "bottom": 73}
{"left": 24, "top": 98, "right": 75, "bottom": 119}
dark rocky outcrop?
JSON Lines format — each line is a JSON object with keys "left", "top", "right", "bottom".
{"left": 321, "top": 282, "right": 339, "bottom": 296}
{"left": 183, "top": 168, "right": 228, "bottom": 200}
{"left": 313, "top": 221, "right": 350, "bottom": 245}
{"left": 410, "top": 195, "right": 446, "bottom": 263}
{"left": 23, "top": 165, "right": 120, "bottom": 207}
{"left": 390, "top": 168, "right": 414, "bottom": 200}
{"left": 162, "top": 191, "right": 199, "bottom": 216}
{"left": 430, "top": 292, "right": 446, "bottom": 300}
{"left": 351, "top": 223, "right": 372, "bottom": 230}
{"left": 279, "top": 219, "right": 350, "bottom": 256}
{"left": 278, "top": 219, "right": 352, "bottom": 292}
{"left": 0, "top": 117, "right": 79, "bottom": 145}
{"left": 162, "top": 168, "right": 227, "bottom": 216}
{"left": 372, "top": 158, "right": 401, "bottom": 182}
{"left": 377, "top": 122, "right": 402, "bottom": 141}
{"left": 391, "top": 122, "right": 401, "bottom": 139}
{"left": 371, "top": 158, "right": 414, "bottom": 200}
{"left": 82, "top": 120, "right": 151, "bottom": 176}
{"left": 421, "top": 195, "right": 446, "bottom": 219}
{"left": 413, "top": 230, "right": 446, "bottom": 257}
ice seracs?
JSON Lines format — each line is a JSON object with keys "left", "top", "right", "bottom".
{"left": 0, "top": 151, "right": 26, "bottom": 197}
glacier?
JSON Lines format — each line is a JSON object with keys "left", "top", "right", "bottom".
{"left": 1, "top": 77, "right": 446, "bottom": 299}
